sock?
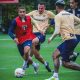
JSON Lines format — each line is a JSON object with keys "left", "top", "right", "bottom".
{"left": 53, "top": 72, "right": 58, "bottom": 78}
{"left": 32, "top": 62, "right": 37, "bottom": 67}
{"left": 44, "top": 61, "right": 47, "bottom": 66}
{"left": 22, "top": 60, "right": 28, "bottom": 70}
{"left": 73, "top": 52, "right": 77, "bottom": 56}
{"left": 60, "top": 60, "right": 62, "bottom": 66}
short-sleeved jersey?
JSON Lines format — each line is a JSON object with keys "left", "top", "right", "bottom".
{"left": 27, "top": 10, "right": 55, "bottom": 33}
{"left": 55, "top": 10, "right": 80, "bottom": 41}
{"left": 67, "top": 8, "right": 80, "bottom": 34}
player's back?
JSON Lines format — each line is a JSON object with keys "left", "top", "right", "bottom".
{"left": 55, "top": 10, "right": 76, "bottom": 40}
{"left": 59, "top": 10, "right": 74, "bottom": 29}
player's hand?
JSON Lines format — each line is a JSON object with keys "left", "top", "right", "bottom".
{"left": 14, "top": 38, "right": 19, "bottom": 44}
{"left": 48, "top": 37, "right": 52, "bottom": 43}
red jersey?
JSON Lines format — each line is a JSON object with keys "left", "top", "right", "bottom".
{"left": 15, "top": 16, "right": 36, "bottom": 44}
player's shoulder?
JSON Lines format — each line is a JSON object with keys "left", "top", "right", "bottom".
{"left": 15, "top": 16, "right": 20, "bottom": 20}
{"left": 45, "top": 10, "right": 54, "bottom": 14}
{"left": 55, "top": 10, "right": 67, "bottom": 18}
{"left": 46, "top": 10, "right": 52, "bottom": 13}
{"left": 55, "top": 12, "right": 62, "bottom": 18}
{"left": 59, "top": 10, "right": 72, "bottom": 16}
{"left": 45, "top": 10, "right": 55, "bottom": 18}
{"left": 27, "top": 10, "right": 38, "bottom": 15}
{"left": 55, "top": 14, "right": 60, "bottom": 19}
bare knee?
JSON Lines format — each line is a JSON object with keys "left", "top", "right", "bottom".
{"left": 24, "top": 46, "right": 30, "bottom": 54}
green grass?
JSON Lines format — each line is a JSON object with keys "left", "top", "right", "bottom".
{"left": 0, "top": 34, "right": 80, "bottom": 80}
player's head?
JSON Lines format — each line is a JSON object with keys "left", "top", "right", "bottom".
{"left": 55, "top": 0, "right": 65, "bottom": 13}
{"left": 18, "top": 6, "right": 26, "bottom": 18}
{"left": 69, "top": 0, "right": 78, "bottom": 9}
{"left": 38, "top": 2, "right": 46, "bottom": 14}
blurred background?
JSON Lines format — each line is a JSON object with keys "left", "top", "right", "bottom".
{"left": 0, "top": 0, "right": 80, "bottom": 34}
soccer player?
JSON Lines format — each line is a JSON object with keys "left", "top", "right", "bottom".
{"left": 66, "top": 0, "right": 80, "bottom": 61}
{"left": 45, "top": 0, "right": 80, "bottom": 80}
{"left": 8, "top": 6, "right": 42, "bottom": 73}
{"left": 23, "top": 2, "right": 56, "bottom": 72}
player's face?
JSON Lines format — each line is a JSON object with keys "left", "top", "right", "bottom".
{"left": 38, "top": 4, "right": 45, "bottom": 14}
{"left": 70, "top": 0, "right": 78, "bottom": 9}
{"left": 18, "top": 9, "right": 26, "bottom": 18}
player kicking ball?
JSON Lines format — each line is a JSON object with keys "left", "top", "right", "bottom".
{"left": 8, "top": 6, "right": 42, "bottom": 75}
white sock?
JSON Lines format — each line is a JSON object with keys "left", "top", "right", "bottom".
{"left": 53, "top": 72, "right": 58, "bottom": 78}
{"left": 44, "top": 61, "right": 47, "bottom": 66}
{"left": 22, "top": 60, "right": 28, "bottom": 70}
{"left": 32, "top": 62, "right": 37, "bottom": 67}
{"left": 73, "top": 52, "right": 77, "bottom": 56}
{"left": 23, "top": 61, "right": 28, "bottom": 65}
{"left": 60, "top": 60, "right": 62, "bottom": 66}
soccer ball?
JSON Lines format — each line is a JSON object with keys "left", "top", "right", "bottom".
{"left": 14, "top": 68, "right": 25, "bottom": 78}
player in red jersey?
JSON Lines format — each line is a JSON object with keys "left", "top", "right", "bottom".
{"left": 8, "top": 6, "right": 42, "bottom": 73}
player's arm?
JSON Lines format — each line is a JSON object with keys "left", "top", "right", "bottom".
{"left": 41, "top": 11, "right": 55, "bottom": 31}
{"left": 48, "top": 16, "right": 60, "bottom": 43}
{"left": 26, "top": 10, "right": 36, "bottom": 16}
{"left": 74, "top": 15, "right": 80, "bottom": 23}
{"left": 8, "top": 19, "right": 19, "bottom": 44}
{"left": 8, "top": 19, "right": 16, "bottom": 39}
{"left": 47, "top": 11, "right": 55, "bottom": 19}
{"left": 31, "top": 17, "right": 43, "bottom": 34}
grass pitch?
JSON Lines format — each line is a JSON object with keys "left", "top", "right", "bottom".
{"left": 0, "top": 34, "right": 80, "bottom": 80}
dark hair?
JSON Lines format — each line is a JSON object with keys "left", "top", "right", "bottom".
{"left": 55, "top": 3, "right": 65, "bottom": 9}
{"left": 55, "top": 0, "right": 65, "bottom": 9}
{"left": 38, "top": 2, "right": 46, "bottom": 6}
{"left": 17, "top": 6, "right": 26, "bottom": 11}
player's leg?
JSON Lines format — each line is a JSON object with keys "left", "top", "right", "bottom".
{"left": 32, "top": 33, "right": 51, "bottom": 72}
{"left": 69, "top": 52, "right": 79, "bottom": 61}
{"left": 17, "top": 44, "right": 29, "bottom": 69}
{"left": 45, "top": 39, "right": 79, "bottom": 80}
{"left": 18, "top": 41, "right": 33, "bottom": 65}
{"left": 61, "top": 39, "right": 80, "bottom": 70}
{"left": 32, "top": 43, "right": 45, "bottom": 64}
{"left": 60, "top": 52, "right": 80, "bottom": 66}
{"left": 17, "top": 41, "right": 39, "bottom": 73}
{"left": 17, "top": 41, "right": 33, "bottom": 70}
{"left": 32, "top": 44, "right": 51, "bottom": 72}
{"left": 62, "top": 61, "right": 80, "bottom": 70}
{"left": 70, "top": 35, "right": 80, "bottom": 61}
{"left": 45, "top": 49, "right": 60, "bottom": 80}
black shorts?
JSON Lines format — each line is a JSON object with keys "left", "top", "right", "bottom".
{"left": 17, "top": 40, "right": 32, "bottom": 56}
{"left": 57, "top": 39, "right": 78, "bottom": 62}
{"left": 34, "top": 32, "right": 46, "bottom": 50}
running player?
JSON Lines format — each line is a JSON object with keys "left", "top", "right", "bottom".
{"left": 66, "top": 0, "right": 80, "bottom": 61}
{"left": 23, "top": 2, "right": 55, "bottom": 72}
{"left": 8, "top": 6, "right": 42, "bottom": 73}
{"left": 25, "top": 2, "right": 55, "bottom": 72}
{"left": 45, "top": 0, "right": 80, "bottom": 80}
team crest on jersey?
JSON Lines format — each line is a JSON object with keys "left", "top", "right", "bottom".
{"left": 22, "top": 25, "right": 27, "bottom": 30}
